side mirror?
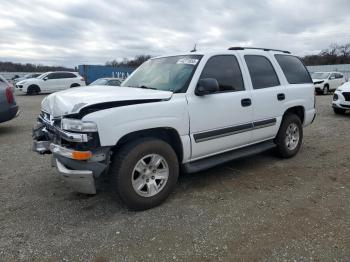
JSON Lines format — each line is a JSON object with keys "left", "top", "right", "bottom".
{"left": 43, "top": 77, "right": 48, "bottom": 81}
{"left": 195, "top": 78, "right": 219, "bottom": 96}
{"left": 330, "top": 76, "right": 335, "bottom": 80}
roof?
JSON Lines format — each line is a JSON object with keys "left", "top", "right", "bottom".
{"left": 152, "top": 47, "right": 293, "bottom": 59}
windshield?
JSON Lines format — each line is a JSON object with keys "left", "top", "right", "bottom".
{"left": 121, "top": 55, "right": 203, "bottom": 93}
{"left": 90, "top": 78, "right": 108, "bottom": 85}
{"left": 311, "top": 72, "right": 330, "bottom": 79}
{"left": 37, "top": 72, "right": 49, "bottom": 79}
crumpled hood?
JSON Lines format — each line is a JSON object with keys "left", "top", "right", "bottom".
{"left": 312, "top": 78, "right": 325, "bottom": 83}
{"left": 41, "top": 85, "right": 173, "bottom": 117}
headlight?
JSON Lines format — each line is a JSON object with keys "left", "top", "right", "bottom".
{"left": 61, "top": 118, "right": 98, "bottom": 132}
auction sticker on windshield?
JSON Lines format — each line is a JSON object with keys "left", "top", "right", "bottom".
{"left": 176, "top": 58, "right": 199, "bottom": 65}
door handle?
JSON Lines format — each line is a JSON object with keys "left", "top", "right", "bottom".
{"left": 277, "top": 93, "right": 285, "bottom": 101}
{"left": 241, "top": 98, "right": 252, "bottom": 107}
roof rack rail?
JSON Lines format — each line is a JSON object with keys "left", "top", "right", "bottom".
{"left": 228, "top": 47, "right": 291, "bottom": 54}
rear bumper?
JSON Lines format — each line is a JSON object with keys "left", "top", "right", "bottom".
{"left": 0, "top": 104, "right": 19, "bottom": 123}
{"left": 304, "top": 108, "right": 316, "bottom": 127}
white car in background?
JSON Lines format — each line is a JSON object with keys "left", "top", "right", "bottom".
{"left": 16, "top": 71, "right": 86, "bottom": 95}
{"left": 332, "top": 82, "right": 350, "bottom": 114}
{"left": 311, "top": 72, "right": 346, "bottom": 95}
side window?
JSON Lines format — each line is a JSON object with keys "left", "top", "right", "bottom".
{"left": 199, "top": 55, "right": 245, "bottom": 92}
{"left": 336, "top": 73, "right": 343, "bottom": 79}
{"left": 274, "top": 55, "right": 312, "bottom": 84}
{"left": 47, "top": 73, "right": 60, "bottom": 79}
{"left": 244, "top": 55, "right": 280, "bottom": 89}
{"left": 108, "top": 80, "right": 121, "bottom": 86}
{"left": 62, "top": 73, "right": 76, "bottom": 78}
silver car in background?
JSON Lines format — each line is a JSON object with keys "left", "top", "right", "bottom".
{"left": 89, "top": 77, "right": 122, "bottom": 86}
{"left": 13, "top": 73, "right": 42, "bottom": 84}
{"left": 0, "top": 75, "right": 19, "bottom": 123}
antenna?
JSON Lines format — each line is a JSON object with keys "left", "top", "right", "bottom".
{"left": 190, "top": 44, "right": 197, "bottom": 52}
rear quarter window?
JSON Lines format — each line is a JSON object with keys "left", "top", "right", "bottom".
{"left": 275, "top": 55, "right": 312, "bottom": 84}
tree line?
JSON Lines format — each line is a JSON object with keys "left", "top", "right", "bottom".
{"left": 105, "top": 55, "right": 152, "bottom": 68}
{"left": 302, "top": 43, "right": 350, "bottom": 65}
{"left": 0, "top": 61, "right": 74, "bottom": 72}
{"left": 2, "top": 43, "right": 350, "bottom": 72}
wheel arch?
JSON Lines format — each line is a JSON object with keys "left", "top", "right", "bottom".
{"left": 70, "top": 83, "right": 80, "bottom": 88}
{"left": 27, "top": 84, "right": 41, "bottom": 94}
{"left": 283, "top": 106, "right": 305, "bottom": 124}
{"left": 112, "top": 127, "right": 184, "bottom": 163}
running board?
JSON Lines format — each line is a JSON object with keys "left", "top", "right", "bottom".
{"left": 183, "top": 140, "right": 276, "bottom": 173}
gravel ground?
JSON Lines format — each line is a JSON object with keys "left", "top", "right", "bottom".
{"left": 0, "top": 93, "right": 349, "bottom": 261}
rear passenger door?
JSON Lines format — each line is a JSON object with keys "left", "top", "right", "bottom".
{"left": 44, "top": 73, "right": 62, "bottom": 92}
{"left": 60, "top": 72, "right": 76, "bottom": 90}
{"left": 336, "top": 73, "right": 345, "bottom": 89}
{"left": 241, "top": 54, "right": 284, "bottom": 143}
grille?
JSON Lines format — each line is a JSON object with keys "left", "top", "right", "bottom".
{"left": 342, "top": 92, "right": 350, "bottom": 101}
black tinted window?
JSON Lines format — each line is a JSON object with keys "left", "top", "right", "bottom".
{"left": 336, "top": 73, "right": 343, "bottom": 79}
{"left": 61, "top": 72, "right": 76, "bottom": 78}
{"left": 47, "top": 73, "right": 60, "bottom": 79}
{"left": 245, "top": 55, "right": 280, "bottom": 89}
{"left": 200, "top": 55, "right": 244, "bottom": 92}
{"left": 275, "top": 55, "right": 312, "bottom": 84}
{"left": 108, "top": 80, "right": 121, "bottom": 86}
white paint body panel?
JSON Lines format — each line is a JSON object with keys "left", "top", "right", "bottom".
{"left": 333, "top": 82, "right": 350, "bottom": 110}
{"left": 16, "top": 72, "right": 85, "bottom": 94}
{"left": 40, "top": 49, "right": 316, "bottom": 164}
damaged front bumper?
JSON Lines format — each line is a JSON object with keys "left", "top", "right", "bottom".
{"left": 32, "top": 114, "right": 110, "bottom": 194}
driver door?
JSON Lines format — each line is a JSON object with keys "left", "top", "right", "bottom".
{"left": 186, "top": 55, "right": 253, "bottom": 160}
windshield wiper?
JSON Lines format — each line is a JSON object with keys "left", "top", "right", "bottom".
{"left": 135, "top": 85, "right": 157, "bottom": 90}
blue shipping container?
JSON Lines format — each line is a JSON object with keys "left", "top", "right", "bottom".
{"left": 78, "top": 65, "right": 135, "bottom": 84}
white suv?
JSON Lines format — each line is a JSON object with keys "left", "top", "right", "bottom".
{"left": 32, "top": 47, "right": 316, "bottom": 210}
{"left": 332, "top": 82, "right": 350, "bottom": 114}
{"left": 16, "top": 71, "right": 86, "bottom": 95}
{"left": 312, "top": 71, "right": 346, "bottom": 95}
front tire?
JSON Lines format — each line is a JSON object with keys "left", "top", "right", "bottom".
{"left": 275, "top": 114, "right": 303, "bottom": 158}
{"left": 109, "top": 138, "right": 179, "bottom": 210}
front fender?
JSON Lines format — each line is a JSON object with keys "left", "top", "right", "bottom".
{"left": 82, "top": 94, "right": 189, "bottom": 147}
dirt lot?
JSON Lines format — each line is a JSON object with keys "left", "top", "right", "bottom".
{"left": 0, "top": 93, "right": 349, "bottom": 261}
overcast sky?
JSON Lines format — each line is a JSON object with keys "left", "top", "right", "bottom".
{"left": 1, "top": 0, "right": 350, "bottom": 67}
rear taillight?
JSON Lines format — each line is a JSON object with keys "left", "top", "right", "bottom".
{"left": 5, "top": 86, "right": 14, "bottom": 104}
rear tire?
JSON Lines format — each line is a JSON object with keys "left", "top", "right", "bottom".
{"left": 70, "top": 83, "right": 80, "bottom": 88}
{"left": 109, "top": 138, "right": 179, "bottom": 211}
{"left": 322, "top": 85, "right": 329, "bottom": 95}
{"left": 333, "top": 108, "right": 346, "bottom": 114}
{"left": 27, "top": 85, "right": 40, "bottom": 95}
{"left": 275, "top": 114, "right": 303, "bottom": 158}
